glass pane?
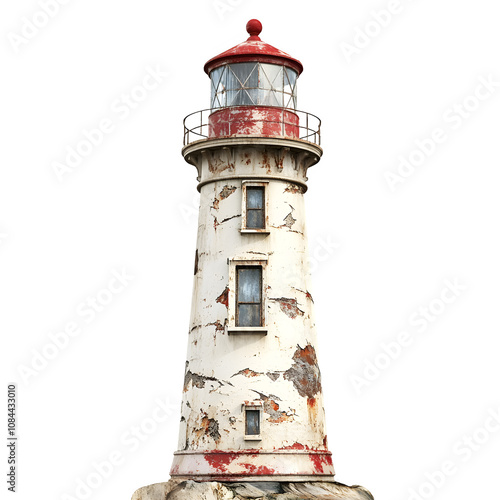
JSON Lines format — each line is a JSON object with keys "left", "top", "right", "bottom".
{"left": 238, "top": 304, "right": 261, "bottom": 327}
{"left": 284, "top": 93, "right": 294, "bottom": 109}
{"left": 259, "top": 89, "right": 281, "bottom": 107}
{"left": 246, "top": 410, "right": 260, "bottom": 435}
{"left": 285, "top": 68, "right": 297, "bottom": 89}
{"left": 230, "top": 63, "right": 258, "bottom": 88}
{"left": 226, "top": 90, "right": 238, "bottom": 106}
{"left": 246, "top": 210, "right": 264, "bottom": 229}
{"left": 284, "top": 68, "right": 297, "bottom": 110}
{"left": 261, "top": 64, "right": 283, "bottom": 90}
{"left": 233, "top": 89, "right": 254, "bottom": 106}
{"left": 215, "top": 66, "right": 227, "bottom": 93}
{"left": 226, "top": 67, "right": 240, "bottom": 91}
{"left": 238, "top": 268, "right": 261, "bottom": 302}
{"left": 211, "top": 67, "right": 223, "bottom": 90}
{"left": 247, "top": 187, "right": 264, "bottom": 209}
{"left": 245, "top": 88, "right": 259, "bottom": 105}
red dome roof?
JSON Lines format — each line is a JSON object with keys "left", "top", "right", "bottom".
{"left": 204, "top": 19, "right": 303, "bottom": 75}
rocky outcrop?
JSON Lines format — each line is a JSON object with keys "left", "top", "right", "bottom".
{"left": 132, "top": 480, "right": 374, "bottom": 500}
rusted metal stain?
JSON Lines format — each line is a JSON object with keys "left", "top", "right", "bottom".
{"left": 261, "top": 151, "right": 271, "bottom": 174}
{"left": 194, "top": 413, "right": 221, "bottom": 443}
{"left": 284, "top": 344, "right": 322, "bottom": 399}
{"left": 207, "top": 152, "right": 233, "bottom": 174}
{"left": 284, "top": 183, "right": 303, "bottom": 194}
{"left": 269, "top": 297, "right": 304, "bottom": 318}
{"left": 216, "top": 286, "right": 229, "bottom": 308}
{"left": 274, "top": 151, "right": 285, "bottom": 171}
{"left": 252, "top": 391, "right": 295, "bottom": 423}
{"left": 293, "top": 287, "right": 314, "bottom": 303}
{"left": 212, "top": 185, "right": 237, "bottom": 210}
{"left": 232, "top": 368, "right": 261, "bottom": 378}
{"left": 205, "top": 319, "right": 228, "bottom": 344}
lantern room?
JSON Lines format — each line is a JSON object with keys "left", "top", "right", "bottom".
{"left": 183, "top": 20, "right": 320, "bottom": 144}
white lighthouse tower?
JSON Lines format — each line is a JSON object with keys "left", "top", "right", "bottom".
{"left": 170, "top": 19, "right": 335, "bottom": 482}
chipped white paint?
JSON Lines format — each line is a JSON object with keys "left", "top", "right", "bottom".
{"left": 171, "top": 134, "right": 336, "bottom": 481}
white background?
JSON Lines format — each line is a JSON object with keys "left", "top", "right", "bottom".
{"left": 1, "top": 1, "right": 500, "bottom": 499}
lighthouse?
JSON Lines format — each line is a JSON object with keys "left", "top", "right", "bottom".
{"left": 170, "top": 19, "right": 335, "bottom": 482}
{"left": 131, "top": 18, "right": 374, "bottom": 500}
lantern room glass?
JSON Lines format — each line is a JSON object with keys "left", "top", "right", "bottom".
{"left": 210, "top": 63, "right": 297, "bottom": 110}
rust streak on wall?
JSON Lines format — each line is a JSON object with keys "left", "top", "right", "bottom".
{"left": 269, "top": 297, "right": 304, "bottom": 318}
{"left": 283, "top": 344, "right": 322, "bottom": 399}
{"left": 252, "top": 391, "right": 295, "bottom": 424}
{"left": 216, "top": 286, "right": 229, "bottom": 308}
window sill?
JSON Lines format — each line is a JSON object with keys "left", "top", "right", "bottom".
{"left": 244, "top": 435, "right": 262, "bottom": 441}
{"left": 240, "top": 229, "right": 270, "bottom": 235}
{"left": 228, "top": 327, "right": 268, "bottom": 335}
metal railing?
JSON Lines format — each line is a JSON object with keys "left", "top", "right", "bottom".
{"left": 183, "top": 107, "right": 321, "bottom": 147}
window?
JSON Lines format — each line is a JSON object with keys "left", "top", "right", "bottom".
{"left": 236, "top": 266, "right": 262, "bottom": 327}
{"left": 241, "top": 182, "right": 269, "bottom": 233}
{"left": 245, "top": 410, "right": 260, "bottom": 436}
{"left": 228, "top": 256, "right": 267, "bottom": 335}
{"left": 245, "top": 187, "right": 265, "bottom": 229}
{"left": 243, "top": 402, "right": 262, "bottom": 440}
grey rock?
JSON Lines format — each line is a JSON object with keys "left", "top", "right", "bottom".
{"left": 131, "top": 480, "right": 374, "bottom": 500}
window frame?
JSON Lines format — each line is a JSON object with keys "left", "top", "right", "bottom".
{"left": 235, "top": 265, "right": 263, "bottom": 327}
{"left": 242, "top": 402, "right": 263, "bottom": 441}
{"left": 241, "top": 181, "right": 270, "bottom": 234}
{"left": 228, "top": 256, "right": 268, "bottom": 335}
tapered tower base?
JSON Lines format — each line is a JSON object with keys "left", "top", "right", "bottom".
{"left": 131, "top": 479, "right": 374, "bottom": 500}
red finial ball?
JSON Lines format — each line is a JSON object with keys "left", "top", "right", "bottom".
{"left": 246, "top": 19, "right": 262, "bottom": 38}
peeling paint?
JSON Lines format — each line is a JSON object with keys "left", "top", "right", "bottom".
{"left": 194, "top": 249, "right": 199, "bottom": 275}
{"left": 266, "top": 371, "right": 281, "bottom": 381}
{"left": 283, "top": 344, "right": 322, "bottom": 399}
{"left": 212, "top": 185, "right": 237, "bottom": 210}
{"left": 232, "top": 368, "right": 261, "bottom": 378}
{"left": 194, "top": 413, "right": 221, "bottom": 443}
{"left": 205, "top": 319, "right": 227, "bottom": 343}
{"left": 293, "top": 287, "right": 314, "bottom": 303}
{"left": 232, "top": 368, "right": 281, "bottom": 381}
{"left": 282, "top": 211, "right": 297, "bottom": 228}
{"left": 216, "top": 286, "right": 229, "bottom": 308}
{"left": 252, "top": 390, "right": 295, "bottom": 424}
{"left": 204, "top": 452, "right": 239, "bottom": 472}
{"left": 309, "top": 452, "right": 333, "bottom": 473}
{"left": 241, "top": 463, "right": 276, "bottom": 475}
{"left": 213, "top": 214, "right": 242, "bottom": 230}
{"left": 184, "top": 370, "right": 224, "bottom": 392}
{"left": 269, "top": 297, "right": 304, "bottom": 318}
{"left": 284, "top": 183, "right": 303, "bottom": 194}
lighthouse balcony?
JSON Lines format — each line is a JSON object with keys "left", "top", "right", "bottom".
{"left": 183, "top": 106, "right": 321, "bottom": 147}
